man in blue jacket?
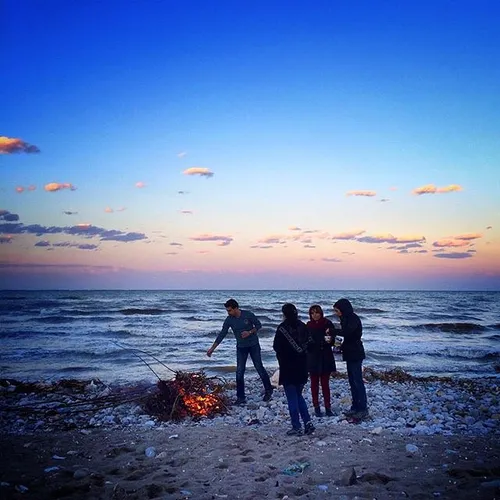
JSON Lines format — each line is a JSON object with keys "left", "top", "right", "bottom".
{"left": 207, "top": 299, "right": 273, "bottom": 405}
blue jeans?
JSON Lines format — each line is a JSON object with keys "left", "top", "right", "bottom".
{"left": 236, "top": 344, "right": 272, "bottom": 400}
{"left": 346, "top": 360, "right": 367, "bottom": 411}
{"left": 283, "top": 383, "right": 311, "bottom": 430}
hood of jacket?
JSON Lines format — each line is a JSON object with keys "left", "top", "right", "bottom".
{"left": 333, "top": 298, "right": 354, "bottom": 316}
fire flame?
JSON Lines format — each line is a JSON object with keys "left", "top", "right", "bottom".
{"left": 179, "top": 387, "right": 221, "bottom": 417}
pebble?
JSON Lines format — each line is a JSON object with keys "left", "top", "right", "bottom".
{"left": 1, "top": 376, "right": 499, "bottom": 439}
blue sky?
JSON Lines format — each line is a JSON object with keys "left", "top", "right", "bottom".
{"left": 1, "top": 0, "right": 499, "bottom": 290}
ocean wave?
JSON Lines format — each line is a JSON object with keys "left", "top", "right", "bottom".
{"left": 30, "top": 316, "right": 78, "bottom": 324}
{"left": 119, "top": 308, "right": 168, "bottom": 315}
{"left": 414, "top": 322, "right": 486, "bottom": 333}
{"left": 182, "top": 316, "right": 213, "bottom": 322}
{"left": 489, "top": 323, "right": 500, "bottom": 330}
{"left": 356, "top": 307, "right": 385, "bottom": 313}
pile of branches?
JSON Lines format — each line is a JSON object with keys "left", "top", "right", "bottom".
{"left": 143, "top": 370, "right": 229, "bottom": 421}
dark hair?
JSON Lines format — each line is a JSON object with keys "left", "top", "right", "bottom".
{"left": 224, "top": 298, "right": 239, "bottom": 309}
{"left": 282, "top": 303, "right": 298, "bottom": 321}
{"left": 308, "top": 304, "right": 324, "bottom": 320}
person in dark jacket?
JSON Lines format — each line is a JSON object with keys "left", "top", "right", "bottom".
{"left": 333, "top": 298, "right": 368, "bottom": 419}
{"left": 273, "top": 303, "right": 315, "bottom": 436}
{"left": 307, "top": 305, "right": 336, "bottom": 417}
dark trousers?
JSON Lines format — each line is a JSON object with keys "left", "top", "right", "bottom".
{"left": 346, "top": 360, "right": 367, "bottom": 411}
{"left": 283, "top": 383, "right": 311, "bottom": 430}
{"left": 310, "top": 373, "right": 331, "bottom": 408}
{"left": 236, "top": 344, "right": 272, "bottom": 400}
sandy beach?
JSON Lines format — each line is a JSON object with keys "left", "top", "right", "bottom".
{"left": 1, "top": 373, "right": 500, "bottom": 499}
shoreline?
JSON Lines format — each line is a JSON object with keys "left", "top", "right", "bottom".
{"left": 1, "top": 372, "right": 499, "bottom": 498}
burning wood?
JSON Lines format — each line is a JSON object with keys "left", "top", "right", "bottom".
{"left": 144, "top": 370, "right": 229, "bottom": 421}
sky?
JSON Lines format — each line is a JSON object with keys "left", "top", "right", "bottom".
{"left": 1, "top": 0, "right": 499, "bottom": 290}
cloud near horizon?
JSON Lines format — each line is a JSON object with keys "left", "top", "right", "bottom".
{"left": 412, "top": 184, "right": 463, "bottom": 195}
{"left": 45, "top": 182, "right": 76, "bottom": 192}
{"left": 433, "top": 239, "right": 471, "bottom": 248}
{"left": 0, "top": 219, "right": 147, "bottom": 243}
{"left": 434, "top": 252, "right": 473, "bottom": 259}
{"left": 190, "top": 234, "right": 233, "bottom": 245}
{"left": 0, "top": 136, "right": 40, "bottom": 154}
{"left": 183, "top": 167, "right": 214, "bottom": 178}
{"left": 332, "top": 230, "right": 366, "bottom": 240}
{"left": 346, "top": 190, "right": 376, "bottom": 197}
{"left": 357, "top": 234, "right": 426, "bottom": 244}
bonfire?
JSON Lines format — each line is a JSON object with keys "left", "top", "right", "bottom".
{"left": 144, "top": 370, "right": 229, "bottom": 421}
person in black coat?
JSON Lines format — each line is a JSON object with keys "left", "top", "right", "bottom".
{"left": 333, "top": 298, "right": 368, "bottom": 418}
{"left": 273, "top": 303, "right": 315, "bottom": 436}
{"left": 307, "top": 305, "right": 336, "bottom": 417}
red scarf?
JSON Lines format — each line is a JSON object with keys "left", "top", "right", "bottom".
{"left": 307, "top": 317, "right": 328, "bottom": 329}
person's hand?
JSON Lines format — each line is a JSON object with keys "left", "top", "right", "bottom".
{"left": 206, "top": 347, "right": 214, "bottom": 357}
{"left": 241, "top": 331, "right": 250, "bottom": 339}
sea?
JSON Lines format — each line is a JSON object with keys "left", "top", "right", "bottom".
{"left": 1, "top": 290, "right": 499, "bottom": 384}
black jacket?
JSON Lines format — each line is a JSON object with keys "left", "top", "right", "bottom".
{"left": 273, "top": 319, "right": 309, "bottom": 386}
{"left": 334, "top": 299, "right": 366, "bottom": 362}
{"left": 306, "top": 318, "right": 336, "bottom": 375}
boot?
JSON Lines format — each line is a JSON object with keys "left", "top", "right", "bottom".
{"left": 325, "top": 407, "right": 334, "bottom": 417}
{"left": 314, "top": 406, "right": 322, "bottom": 417}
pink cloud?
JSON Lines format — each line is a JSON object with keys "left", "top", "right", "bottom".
{"left": 332, "top": 230, "right": 365, "bottom": 240}
{"left": 454, "top": 233, "right": 482, "bottom": 241}
{"left": 357, "top": 234, "right": 426, "bottom": 244}
{"left": 0, "top": 136, "right": 40, "bottom": 154}
{"left": 44, "top": 182, "right": 76, "bottom": 192}
{"left": 183, "top": 167, "right": 214, "bottom": 178}
{"left": 15, "top": 186, "right": 24, "bottom": 193}
{"left": 180, "top": 210, "right": 193, "bottom": 214}
{"left": 432, "top": 240, "right": 470, "bottom": 248}
{"left": 135, "top": 181, "right": 146, "bottom": 188}
{"left": 412, "top": 184, "right": 463, "bottom": 195}
{"left": 104, "top": 207, "right": 114, "bottom": 213}
{"left": 346, "top": 190, "right": 376, "bottom": 197}
{"left": 190, "top": 234, "right": 233, "bottom": 245}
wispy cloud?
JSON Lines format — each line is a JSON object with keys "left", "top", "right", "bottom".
{"left": 412, "top": 184, "right": 463, "bottom": 195}
{"left": 303, "top": 244, "right": 316, "bottom": 248}
{"left": 179, "top": 210, "right": 193, "bottom": 214}
{"left": 288, "top": 226, "right": 301, "bottom": 231}
{"left": 190, "top": 234, "right": 233, "bottom": 245}
{"left": 170, "top": 242, "right": 183, "bottom": 247}
{"left": 178, "top": 191, "right": 189, "bottom": 195}
{"left": 183, "top": 167, "right": 214, "bottom": 178}
{"left": 250, "top": 245, "right": 273, "bottom": 249}
{"left": 379, "top": 198, "right": 390, "bottom": 202}
{"left": 322, "top": 257, "right": 342, "bottom": 262}
{"left": 105, "top": 207, "right": 114, "bottom": 213}
{"left": 177, "top": 152, "right": 187, "bottom": 158}
{"left": 15, "top": 187, "right": 24, "bottom": 193}
{"left": 486, "top": 225, "right": 492, "bottom": 230}
{"left": 346, "top": 190, "right": 376, "bottom": 197}
{"left": 63, "top": 210, "right": 78, "bottom": 215}
{"left": 45, "top": 182, "right": 76, "bottom": 192}
{"left": 258, "top": 235, "right": 285, "bottom": 244}
{"left": 135, "top": 181, "right": 147, "bottom": 188}
{"left": 453, "top": 233, "right": 482, "bottom": 241}
{"left": 0, "top": 136, "right": 40, "bottom": 154}
{"left": 434, "top": 252, "right": 473, "bottom": 259}
{"left": 332, "top": 230, "right": 365, "bottom": 240}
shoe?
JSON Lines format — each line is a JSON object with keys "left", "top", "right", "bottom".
{"left": 304, "top": 421, "right": 315, "bottom": 435}
{"left": 343, "top": 409, "right": 357, "bottom": 417}
{"left": 314, "top": 406, "right": 322, "bottom": 417}
{"left": 325, "top": 408, "right": 334, "bottom": 417}
{"left": 286, "top": 428, "right": 303, "bottom": 436}
{"left": 234, "top": 398, "right": 246, "bottom": 406}
{"left": 354, "top": 410, "right": 369, "bottom": 420}
{"left": 263, "top": 388, "right": 273, "bottom": 402}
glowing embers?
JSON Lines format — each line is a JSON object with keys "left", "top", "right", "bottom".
{"left": 144, "top": 371, "right": 229, "bottom": 421}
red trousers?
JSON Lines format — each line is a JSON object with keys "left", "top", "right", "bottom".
{"left": 310, "top": 373, "right": 331, "bottom": 408}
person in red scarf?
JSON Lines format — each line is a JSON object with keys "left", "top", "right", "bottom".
{"left": 306, "top": 304, "right": 337, "bottom": 417}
